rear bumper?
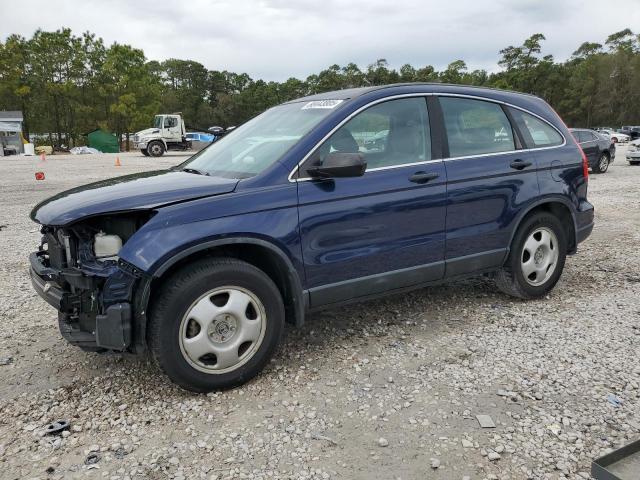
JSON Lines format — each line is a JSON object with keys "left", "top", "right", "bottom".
{"left": 626, "top": 150, "right": 640, "bottom": 160}
{"left": 575, "top": 201, "right": 594, "bottom": 246}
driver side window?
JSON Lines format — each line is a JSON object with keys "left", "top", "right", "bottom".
{"left": 299, "top": 97, "right": 431, "bottom": 178}
{"left": 164, "top": 117, "right": 177, "bottom": 128}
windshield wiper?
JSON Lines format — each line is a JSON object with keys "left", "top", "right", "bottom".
{"left": 182, "top": 167, "right": 210, "bottom": 176}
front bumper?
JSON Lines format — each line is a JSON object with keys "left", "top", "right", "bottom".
{"left": 30, "top": 251, "right": 134, "bottom": 351}
{"left": 134, "top": 142, "right": 148, "bottom": 149}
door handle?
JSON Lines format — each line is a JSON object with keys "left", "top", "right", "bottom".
{"left": 510, "top": 159, "right": 532, "bottom": 170}
{"left": 409, "top": 171, "right": 439, "bottom": 183}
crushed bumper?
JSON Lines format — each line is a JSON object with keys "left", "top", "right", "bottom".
{"left": 29, "top": 251, "right": 134, "bottom": 351}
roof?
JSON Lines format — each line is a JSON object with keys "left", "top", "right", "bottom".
{"left": 287, "top": 83, "right": 540, "bottom": 104}
{"left": 0, "top": 111, "right": 23, "bottom": 122}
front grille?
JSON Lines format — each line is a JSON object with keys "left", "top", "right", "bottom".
{"left": 133, "top": 135, "right": 139, "bottom": 143}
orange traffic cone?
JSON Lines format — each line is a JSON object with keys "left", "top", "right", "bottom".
{"left": 115, "top": 157, "right": 121, "bottom": 167}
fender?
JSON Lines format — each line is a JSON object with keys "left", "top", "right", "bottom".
{"left": 506, "top": 194, "right": 578, "bottom": 253}
{"left": 149, "top": 236, "right": 305, "bottom": 325}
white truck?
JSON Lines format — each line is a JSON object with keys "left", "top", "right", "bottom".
{"left": 133, "top": 113, "right": 191, "bottom": 157}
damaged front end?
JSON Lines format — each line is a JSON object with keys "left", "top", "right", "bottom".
{"left": 29, "top": 213, "right": 152, "bottom": 352}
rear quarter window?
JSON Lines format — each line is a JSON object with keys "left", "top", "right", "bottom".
{"left": 510, "top": 109, "right": 564, "bottom": 148}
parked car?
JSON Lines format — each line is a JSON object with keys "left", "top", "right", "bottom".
{"left": 570, "top": 128, "right": 615, "bottom": 173}
{"left": 627, "top": 139, "right": 640, "bottom": 165}
{"left": 29, "top": 84, "right": 594, "bottom": 392}
{"left": 186, "top": 132, "right": 216, "bottom": 151}
{"left": 596, "top": 128, "right": 630, "bottom": 143}
{"left": 620, "top": 126, "right": 640, "bottom": 140}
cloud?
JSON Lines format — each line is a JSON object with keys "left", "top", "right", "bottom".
{"left": 3, "top": 0, "right": 639, "bottom": 80}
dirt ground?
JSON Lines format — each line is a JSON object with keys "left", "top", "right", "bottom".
{"left": 0, "top": 148, "right": 639, "bottom": 480}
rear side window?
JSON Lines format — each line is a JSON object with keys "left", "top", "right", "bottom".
{"left": 574, "top": 131, "right": 592, "bottom": 144}
{"left": 511, "top": 109, "right": 564, "bottom": 148}
{"left": 439, "top": 97, "right": 515, "bottom": 158}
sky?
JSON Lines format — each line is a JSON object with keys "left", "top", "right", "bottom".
{"left": 2, "top": 0, "right": 640, "bottom": 81}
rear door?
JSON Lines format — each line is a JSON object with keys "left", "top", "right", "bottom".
{"left": 576, "top": 131, "right": 599, "bottom": 163}
{"left": 437, "top": 96, "right": 539, "bottom": 276}
{"left": 296, "top": 96, "right": 447, "bottom": 307}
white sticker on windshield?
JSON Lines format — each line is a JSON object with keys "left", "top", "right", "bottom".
{"left": 301, "top": 99, "right": 344, "bottom": 110}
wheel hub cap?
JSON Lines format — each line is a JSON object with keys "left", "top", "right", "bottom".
{"left": 521, "top": 227, "right": 559, "bottom": 286}
{"left": 178, "top": 286, "right": 267, "bottom": 374}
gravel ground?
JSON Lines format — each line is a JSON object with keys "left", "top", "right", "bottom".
{"left": 0, "top": 149, "right": 639, "bottom": 480}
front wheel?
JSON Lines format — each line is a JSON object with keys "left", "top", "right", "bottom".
{"left": 147, "top": 141, "right": 165, "bottom": 157}
{"left": 148, "top": 258, "right": 285, "bottom": 392}
{"left": 592, "top": 153, "right": 609, "bottom": 173}
{"left": 495, "top": 212, "right": 567, "bottom": 299}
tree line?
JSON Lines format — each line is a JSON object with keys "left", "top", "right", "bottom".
{"left": 1, "top": 28, "right": 639, "bottom": 148}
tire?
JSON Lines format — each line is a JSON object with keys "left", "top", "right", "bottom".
{"left": 141, "top": 148, "right": 150, "bottom": 157}
{"left": 148, "top": 258, "right": 285, "bottom": 392}
{"left": 147, "top": 141, "right": 165, "bottom": 157}
{"left": 592, "top": 153, "right": 609, "bottom": 173}
{"left": 630, "top": 161, "right": 639, "bottom": 166}
{"left": 495, "top": 212, "right": 567, "bottom": 300}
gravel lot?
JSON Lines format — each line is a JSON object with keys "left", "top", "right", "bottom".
{"left": 0, "top": 149, "right": 639, "bottom": 480}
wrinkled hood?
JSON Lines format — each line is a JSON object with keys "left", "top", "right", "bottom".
{"left": 31, "top": 170, "right": 238, "bottom": 226}
{"left": 135, "top": 127, "right": 159, "bottom": 138}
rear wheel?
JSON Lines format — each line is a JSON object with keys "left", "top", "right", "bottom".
{"left": 148, "top": 141, "right": 165, "bottom": 157}
{"left": 592, "top": 153, "right": 609, "bottom": 173}
{"left": 141, "top": 148, "right": 149, "bottom": 157}
{"left": 148, "top": 258, "right": 285, "bottom": 392}
{"left": 495, "top": 212, "right": 567, "bottom": 299}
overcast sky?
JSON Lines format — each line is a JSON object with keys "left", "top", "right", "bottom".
{"left": 3, "top": 0, "right": 640, "bottom": 80}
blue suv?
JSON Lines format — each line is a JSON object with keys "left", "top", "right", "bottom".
{"left": 30, "top": 84, "right": 594, "bottom": 391}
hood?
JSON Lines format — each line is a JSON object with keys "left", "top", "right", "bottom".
{"left": 31, "top": 170, "right": 239, "bottom": 226}
{"left": 135, "top": 128, "right": 160, "bottom": 138}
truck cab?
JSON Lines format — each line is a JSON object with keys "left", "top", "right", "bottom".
{"left": 133, "top": 114, "right": 190, "bottom": 157}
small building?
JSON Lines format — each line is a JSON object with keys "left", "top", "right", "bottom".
{"left": 0, "top": 111, "right": 24, "bottom": 156}
{"left": 86, "top": 128, "right": 120, "bottom": 153}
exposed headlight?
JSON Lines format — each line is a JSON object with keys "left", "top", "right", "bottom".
{"left": 94, "top": 231, "right": 122, "bottom": 262}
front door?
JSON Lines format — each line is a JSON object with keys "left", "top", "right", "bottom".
{"left": 296, "top": 97, "right": 447, "bottom": 307}
{"left": 437, "top": 96, "right": 541, "bottom": 276}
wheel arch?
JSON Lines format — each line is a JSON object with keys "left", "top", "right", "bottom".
{"left": 508, "top": 198, "right": 578, "bottom": 255}
{"left": 145, "top": 237, "right": 305, "bottom": 329}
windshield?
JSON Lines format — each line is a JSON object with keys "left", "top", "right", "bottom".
{"left": 153, "top": 115, "right": 163, "bottom": 129}
{"left": 181, "top": 101, "right": 339, "bottom": 178}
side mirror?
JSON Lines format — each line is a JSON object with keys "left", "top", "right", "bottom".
{"left": 307, "top": 153, "right": 366, "bottom": 179}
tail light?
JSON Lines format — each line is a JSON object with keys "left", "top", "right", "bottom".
{"left": 580, "top": 147, "right": 589, "bottom": 180}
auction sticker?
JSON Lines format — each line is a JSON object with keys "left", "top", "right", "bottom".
{"left": 302, "top": 100, "right": 344, "bottom": 109}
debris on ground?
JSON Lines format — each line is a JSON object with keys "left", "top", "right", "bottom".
{"left": 475, "top": 414, "right": 496, "bottom": 428}
{"left": 44, "top": 420, "right": 70, "bottom": 436}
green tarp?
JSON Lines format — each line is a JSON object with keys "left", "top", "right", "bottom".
{"left": 87, "top": 129, "right": 119, "bottom": 153}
